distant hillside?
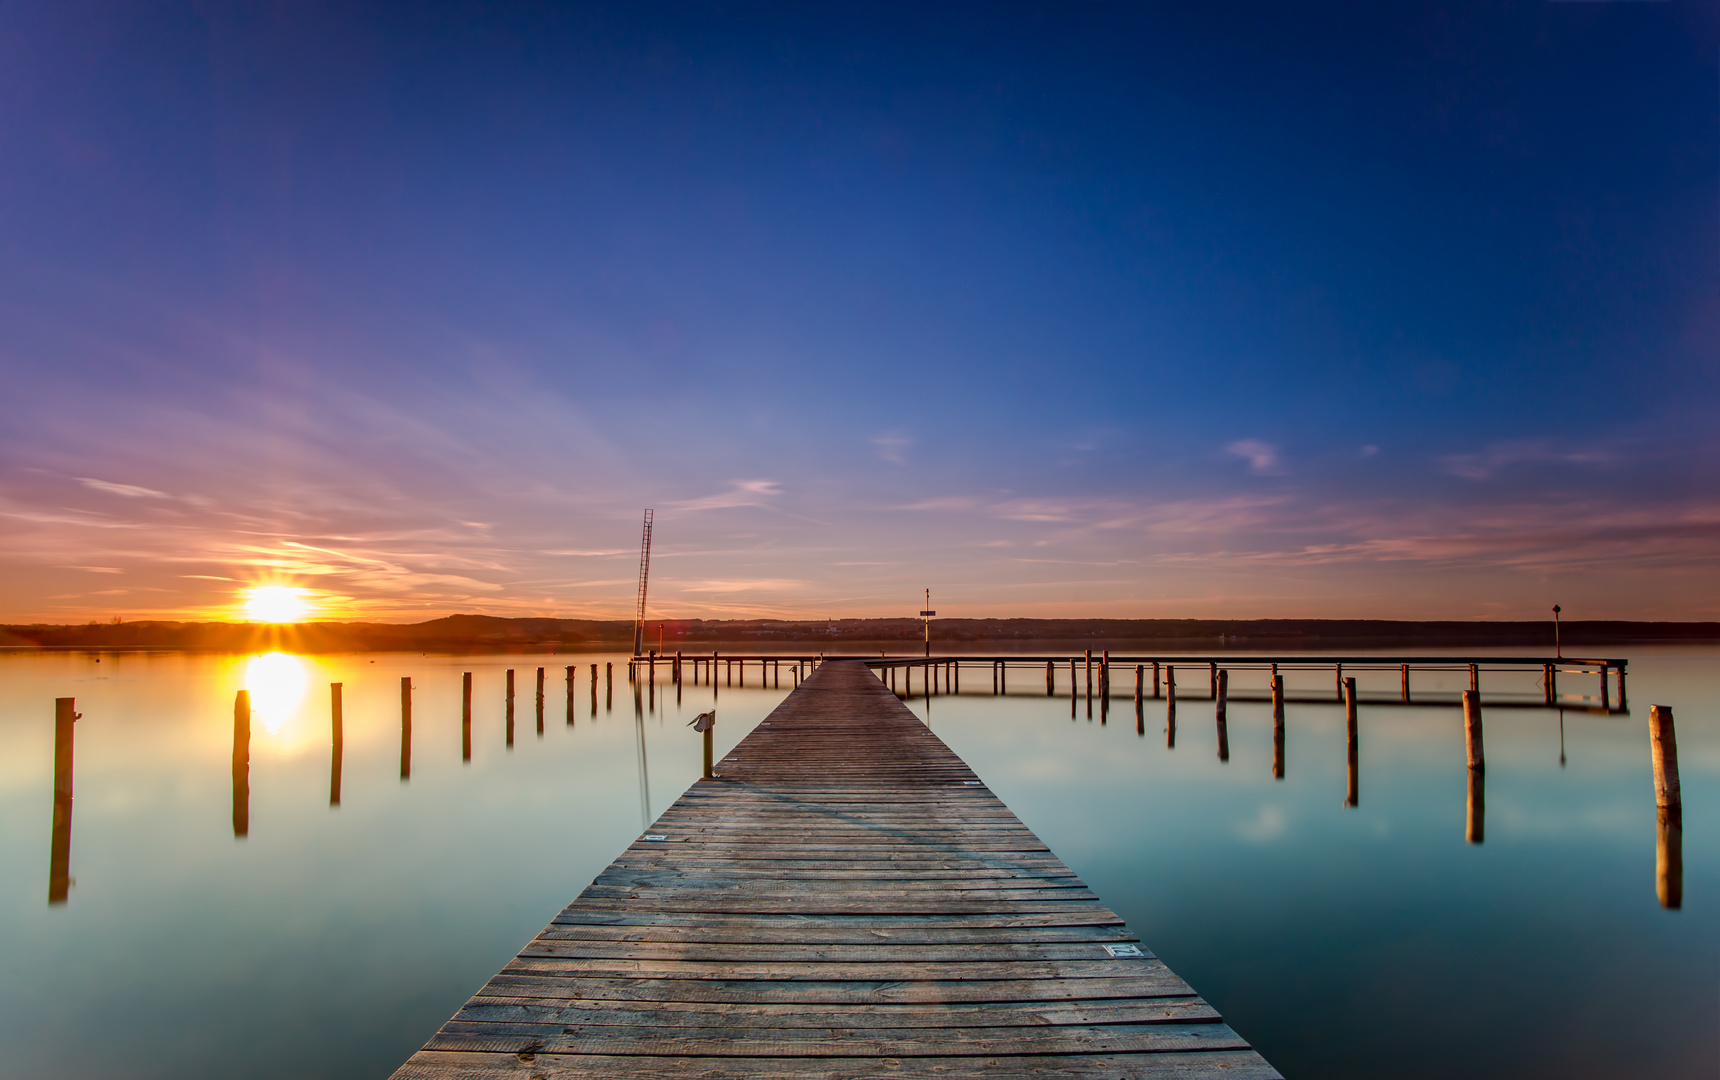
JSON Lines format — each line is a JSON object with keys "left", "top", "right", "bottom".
{"left": 3, "top": 616, "right": 1718, "bottom": 651}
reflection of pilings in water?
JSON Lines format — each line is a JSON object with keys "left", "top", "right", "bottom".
{"left": 1271, "top": 676, "right": 1285, "bottom": 780}
{"left": 1658, "top": 807, "right": 1683, "bottom": 909}
{"left": 232, "top": 690, "right": 251, "bottom": 837}
{"left": 330, "top": 683, "right": 343, "bottom": 807}
{"left": 462, "top": 672, "right": 473, "bottom": 763}
{"left": 1084, "top": 650, "right": 1092, "bottom": 719}
{"left": 1463, "top": 692, "right": 1485, "bottom": 845}
{"left": 400, "top": 677, "right": 412, "bottom": 780}
{"left": 536, "top": 667, "right": 545, "bottom": 737}
{"left": 1467, "top": 769, "right": 1485, "bottom": 845}
{"left": 1558, "top": 708, "right": 1566, "bottom": 767}
{"left": 1344, "top": 677, "right": 1358, "bottom": 808}
{"left": 649, "top": 667, "right": 655, "bottom": 715}
{"left": 49, "top": 697, "right": 77, "bottom": 905}
{"left": 1651, "top": 706, "right": 1682, "bottom": 909}
{"left": 1165, "top": 666, "right": 1176, "bottom": 748}
{"left": 1215, "top": 670, "right": 1229, "bottom": 762}
{"left": 633, "top": 707, "right": 652, "bottom": 831}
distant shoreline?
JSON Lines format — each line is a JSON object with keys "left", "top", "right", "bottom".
{"left": 3, "top": 615, "right": 1717, "bottom": 652}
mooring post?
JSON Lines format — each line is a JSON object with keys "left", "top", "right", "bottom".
{"left": 606, "top": 662, "right": 613, "bottom": 693}
{"left": 1469, "top": 663, "right": 1479, "bottom": 694}
{"left": 1651, "top": 705, "right": 1681, "bottom": 811}
{"left": 1153, "top": 660, "right": 1161, "bottom": 698}
{"left": 1134, "top": 664, "right": 1144, "bottom": 706}
{"left": 49, "top": 697, "right": 77, "bottom": 903}
{"left": 1335, "top": 662, "right": 1344, "bottom": 702}
{"left": 1401, "top": 663, "right": 1410, "bottom": 703}
{"left": 1209, "top": 661, "right": 1217, "bottom": 699}
{"left": 1463, "top": 689, "right": 1485, "bottom": 771}
{"left": 566, "top": 666, "right": 576, "bottom": 726}
{"left": 535, "top": 667, "right": 545, "bottom": 735}
{"left": 1600, "top": 663, "right": 1610, "bottom": 710}
{"left": 400, "top": 677, "right": 412, "bottom": 780}
{"left": 330, "top": 683, "right": 343, "bottom": 806}
{"left": 233, "top": 689, "right": 251, "bottom": 837}
{"left": 1544, "top": 663, "right": 1555, "bottom": 705}
{"left": 1651, "top": 706, "right": 1682, "bottom": 908}
{"left": 1272, "top": 675, "right": 1285, "bottom": 780}
{"left": 505, "top": 669, "right": 516, "bottom": 748}
{"left": 462, "top": 672, "right": 473, "bottom": 762}
{"left": 1084, "top": 650, "right": 1092, "bottom": 701}
{"left": 1215, "top": 670, "right": 1229, "bottom": 762}
{"left": 1046, "top": 660, "right": 1054, "bottom": 695}
{"left": 1344, "top": 677, "right": 1358, "bottom": 808}
{"left": 1617, "top": 663, "right": 1628, "bottom": 710}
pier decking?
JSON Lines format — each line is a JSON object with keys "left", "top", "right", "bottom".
{"left": 392, "top": 659, "right": 1279, "bottom": 1078}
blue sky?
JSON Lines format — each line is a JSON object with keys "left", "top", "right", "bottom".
{"left": 3, "top": 1, "right": 1718, "bottom": 622}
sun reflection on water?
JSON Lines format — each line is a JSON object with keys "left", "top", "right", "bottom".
{"left": 246, "top": 652, "right": 308, "bottom": 735}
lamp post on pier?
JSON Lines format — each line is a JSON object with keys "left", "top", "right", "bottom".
{"left": 1553, "top": 604, "right": 1562, "bottom": 659}
{"left": 920, "top": 589, "right": 936, "bottom": 658}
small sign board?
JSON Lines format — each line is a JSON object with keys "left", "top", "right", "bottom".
{"left": 1103, "top": 944, "right": 1144, "bottom": 958}
{"left": 643, "top": 834, "right": 667, "bottom": 842}
{"left": 919, "top": 610, "right": 936, "bottom": 617}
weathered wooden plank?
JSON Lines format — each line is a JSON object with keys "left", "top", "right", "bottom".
{"left": 421, "top": 1022, "right": 1253, "bottom": 1057}
{"left": 452, "top": 998, "right": 1216, "bottom": 1028}
{"left": 395, "top": 1050, "right": 1284, "bottom": 1079}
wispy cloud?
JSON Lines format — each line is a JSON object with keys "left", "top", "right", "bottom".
{"left": 871, "top": 432, "right": 912, "bottom": 465}
{"left": 1226, "top": 439, "right": 1286, "bottom": 476}
{"left": 672, "top": 480, "right": 783, "bottom": 511}
{"left": 77, "top": 477, "right": 172, "bottom": 499}
{"left": 1441, "top": 439, "right": 1615, "bottom": 481}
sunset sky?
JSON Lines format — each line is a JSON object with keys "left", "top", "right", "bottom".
{"left": 3, "top": 2, "right": 1718, "bottom": 623}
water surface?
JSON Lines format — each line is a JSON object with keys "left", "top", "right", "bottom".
{"left": 1, "top": 646, "right": 1713, "bottom": 1078}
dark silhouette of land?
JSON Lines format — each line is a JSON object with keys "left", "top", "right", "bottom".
{"left": 2, "top": 615, "right": 1716, "bottom": 652}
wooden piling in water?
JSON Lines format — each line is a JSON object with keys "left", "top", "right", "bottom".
{"left": 505, "top": 669, "right": 515, "bottom": 748}
{"left": 1600, "top": 663, "right": 1610, "bottom": 710}
{"left": 49, "top": 698, "right": 76, "bottom": 904}
{"left": 1653, "top": 706, "right": 1683, "bottom": 908}
{"left": 1215, "top": 670, "right": 1229, "bottom": 762}
{"left": 233, "top": 690, "right": 251, "bottom": 837}
{"left": 1134, "top": 664, "right": 1144, "bottom": 706}
{"left": 1046, "top": 660, "right": 1054, "bottom": 695}
{"left": 1469, "top": 663, "right": 1479, "bottom": 694}
{"left": 1209, "top": 661, "right": 1217, "bottom": 699}
{"left": 536, "top": 667, "right": 545, "bottom": 736}
{"left": 1335, "top": 662, "right": 1344, "bottom": 702}
{"left": 330, "top": 683, "right": 343, "bottom": 806}
{"left": 1463, "top": 690, "right": 1485, "bottom": 773}
{"left": 1544, "top": 663, "right": 1555, "bottom": 705}
{"left": 1153, "top": 660, "right": 1160, "bottom": 698}
{"left": 1651, "top": 706, "right": 1681, "bottom": 811}
{"left": 1400, "top": 663, "right": 1410, "bottom": 703}
{"left": 400, "top": 677, "right": 412, "bottom": 780}
{"left": 1271, "top": 675, "right": 1285, "bottom": 781}
{"left": 1344, "top": 677, "right": 1358, "bottom": 808}
{"left": 566, "top": 666, "right": 576, "bottom": 726}
{"left": 462, "top": 672, "right": 473, "bottom": 762}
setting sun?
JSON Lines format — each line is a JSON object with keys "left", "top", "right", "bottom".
{"left": 242, "top": 586, "right": 310, "bottom": 622}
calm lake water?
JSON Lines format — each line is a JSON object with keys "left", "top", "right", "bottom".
{"left": 1, "top": 646, "right": 1713, "bottom": 1078}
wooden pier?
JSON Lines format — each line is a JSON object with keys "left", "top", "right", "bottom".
{"left": 392, "top": 659, "right": 1279, "bottom": 1078}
